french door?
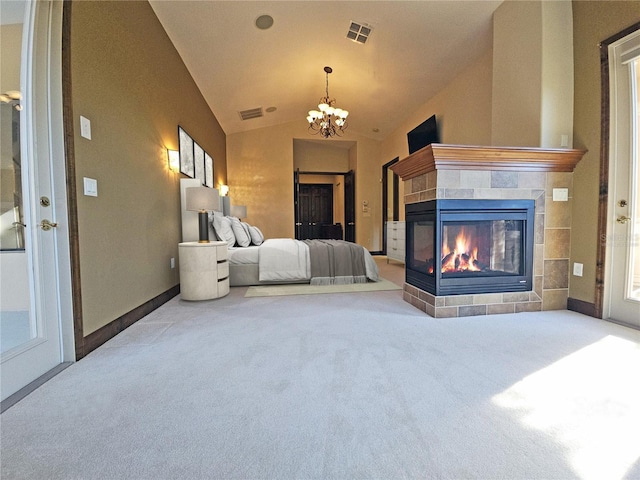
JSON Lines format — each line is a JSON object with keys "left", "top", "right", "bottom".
{"left": 604, "top": 27, "right": 640, "bottom": 328}
{"left": 298, "top": 184, "right": 333, "bottom": 239}
{"left": 0, "top": 0, "right": 73, "bottom": 403}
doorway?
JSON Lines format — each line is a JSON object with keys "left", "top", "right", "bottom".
{"left": 298, "top": 184, "right": 338, "bottom": 239}
{"left": 382, "top": 158, "right": 399, "bottom": 253}
{"left": 601, "top": 25, "right": 640, "bottom": 328}
{"left": 294, "top": 170, "right": 355, "bottom": 241}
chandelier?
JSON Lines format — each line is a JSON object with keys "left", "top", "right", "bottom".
{"left": 307, "top": 66, "right": 349, "bottom": 138}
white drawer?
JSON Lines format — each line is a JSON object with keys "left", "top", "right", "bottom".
{"left": 218, "top": 278, "right": 230, "bottom": 297}
{"left": 217, "top": 260, "right": 229, "bottom": 280}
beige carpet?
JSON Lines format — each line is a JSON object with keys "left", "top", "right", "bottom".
{"left": 244, "top": 277, "right": 402, "bottom": 297}
{"left": 2, "top": 285, "right": 639, "bottom": 479}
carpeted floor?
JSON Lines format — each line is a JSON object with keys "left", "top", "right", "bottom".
{"left": 1, "top": 257, "right": 639, "bottom": 479}
{"left": 245, "top": 277, "right": 401, "bottom": 297}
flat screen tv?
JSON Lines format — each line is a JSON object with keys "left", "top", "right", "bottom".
{"left": 407, "top": 114, "right": 439, "bottom": 154}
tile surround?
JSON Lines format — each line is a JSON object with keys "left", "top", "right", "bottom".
{"left": 392, "top": 145, "right": 584, "bottom": 319}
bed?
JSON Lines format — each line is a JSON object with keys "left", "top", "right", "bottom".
{"left": 179, "top": 178, "right": 379, "bottom": 287}
{"left": 227, "top": 238, "right": 379, "bottom": 286}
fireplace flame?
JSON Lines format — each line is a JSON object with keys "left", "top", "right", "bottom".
{"left": 441, "top": 228, "right": 483, "bottom": 273}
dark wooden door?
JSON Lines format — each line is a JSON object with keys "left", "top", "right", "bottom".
{"left": 344, "top": 170, "right": 355, "bottom": 242}
{"left": 294, "top": 170, "right": 302, "bottom": 239}
{"left": 298, "top": 184, "right": 333, "bottom": 239}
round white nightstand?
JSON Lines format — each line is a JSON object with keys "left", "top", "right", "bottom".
{"left": 178, "top": 241, "right": 230, "bottom": 300}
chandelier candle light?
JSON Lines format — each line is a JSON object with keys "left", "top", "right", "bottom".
{"left": 307, "top": 66, "right": 349, "bottom": 138}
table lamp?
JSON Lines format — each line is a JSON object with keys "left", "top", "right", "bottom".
{"left": 186, "top": 187, "right": 219, "bottom": 243}
{"left": 230, "top": 205, "right": 247, "bottom": 221}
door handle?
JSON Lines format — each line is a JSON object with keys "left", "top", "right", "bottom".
{"left": 348, "top": 222, "right": 355, "bottom": 226}
{"left": 616, "top": 215, "right": 631, "bottom": 224}
{"left": 40, "top": 219, "right": 58, "bottom": 231}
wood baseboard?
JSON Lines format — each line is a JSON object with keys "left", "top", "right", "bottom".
{"left": 567, "top": 297, "right": 599, "bottom": 318}
{"left": 79, "top": 285, "right": 180, "bottom": 359}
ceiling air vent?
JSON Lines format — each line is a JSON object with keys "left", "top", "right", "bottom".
{"left": 238, "top": 107, "right": 263, "bottom": 121}
{"left": 347, "top": 21, "right": 372, "bottom": 44}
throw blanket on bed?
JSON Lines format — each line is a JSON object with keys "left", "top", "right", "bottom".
{"left": 303, "top": 239, "right": 368, "bottom": 285}
{"left": 258, "top": 238, "right": 310, "bottom": 282}
{"left": 258, "top": 238, "right": 378, "bottom": 284}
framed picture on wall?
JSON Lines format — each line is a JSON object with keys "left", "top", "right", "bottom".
{"left": 178, "top": 126, "right": 194, "bottom": 178}
{"left": 194, "top": 141, "right": 205, "bottom": 185}
{"left": 205, "top": 153, "right": 214, "bottom": 188}
{"left": 178, "top": 125, "right": 214, "bottom": 187}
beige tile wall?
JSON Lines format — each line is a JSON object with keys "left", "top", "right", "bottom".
{"left": 402, "top": 169, "right": 573, "bottom": 317}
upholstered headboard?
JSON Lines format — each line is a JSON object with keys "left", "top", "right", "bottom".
{"left": 180, "top": 178, "right": 205, "bottom": 243}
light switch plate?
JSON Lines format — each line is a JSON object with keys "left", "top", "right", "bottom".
{"left": 573, "top": 262, "right": 583, "bottom": 277}
{"left": 80, "top": 115, "right": 92, "bottom": 140}
{"left": 83, "top": 177, "right": 98, "bottom": 197}
{"left": 552, "top": 188, "right": 568, "bottom": 201}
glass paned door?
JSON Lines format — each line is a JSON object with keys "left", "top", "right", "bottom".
{"left": 1, "top": 0, "right": 70, "bottom": 403}
{"left": 0, "top": 6, "right": 34, "bottom": 355}
{"left": 606, "top": 29, "right": 640, "bottom": 327}
{"left": 629, "top": 60, "right": 640, "bottom": 302}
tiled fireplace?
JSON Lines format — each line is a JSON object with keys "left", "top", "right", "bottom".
{"left": 391, "top": 144, "right": 586, "bottom": 318}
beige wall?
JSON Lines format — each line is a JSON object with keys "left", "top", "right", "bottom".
{"left": 540, "top": 0, "right": 575, "bottom": 148}
{"left": 492, "top": 0, "right": 574, "bottom": 148}
{"left": 380, "top": 48, "right": 494, "bottom": 220}
{"left": 71, "top": 1, "right": 226, "bottom": 335}
{"left": 293, "top": 139, "right": 353, "bottom": 172}
{"left": 227, "top": 120, "right": 382, "bottom": 250}
{"left": 491, "top": 1, "right": 543, "bottom": 147}
{"left": 570, "top": 1, "right": 640, "bottom": 304}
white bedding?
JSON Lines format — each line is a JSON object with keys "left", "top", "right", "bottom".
{"left": 227, "top": 245, "right": 259, "bottom": 265}
{"left": 258, "top": 238, "right": 311, "bottom": 282}
{"left": 228, "top": 239, "right": 379, "bottom": 284}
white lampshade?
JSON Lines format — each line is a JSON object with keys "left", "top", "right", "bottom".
{"left": 230, "top": 205, "right": 247, "bottom": 218}
{"left": 186, "top": 187, "right": 219, "bottom": 212}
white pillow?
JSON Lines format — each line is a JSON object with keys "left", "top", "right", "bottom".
{"left": 240, "top": 221, "right": 251, "bottom": 240}
{"left": 248, "top": 225, "right": 264, "bottom": 246}
{"left": 208, "top": 212, "right": 218, "bottom": 241}
{"left": 229, "top": 216, "right": 251, "bottom": 247}
{"left": 212, "top": 213, "right": 236, "bottom": 247}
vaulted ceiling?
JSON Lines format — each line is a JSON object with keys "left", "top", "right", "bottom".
{"left": 149, "top": 1, "right": 503, "bottom": 140}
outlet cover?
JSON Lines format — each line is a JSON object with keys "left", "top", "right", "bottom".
{"left": 553, "top": 188, "right": 568, "bottom": 201}
{"left": 80, "top": 116, "right": 92, "bottom": 140}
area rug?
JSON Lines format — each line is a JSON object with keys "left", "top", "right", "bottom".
{"left": 244, "top": 277, "right": 402, "bottom": 297}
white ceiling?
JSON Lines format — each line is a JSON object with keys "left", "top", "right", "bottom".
{"left": 149, "top": 1, "right": 503, "bottom": 140}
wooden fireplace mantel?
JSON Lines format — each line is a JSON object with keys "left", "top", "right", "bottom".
{"left": 390, "top": 144, "right": 587, "bottom": 180}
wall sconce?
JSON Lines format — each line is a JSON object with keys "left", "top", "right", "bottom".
{"left": 167, "top": 149, "right": 180, "bottom": 172}
{"left": 219, "top": 184, "right": 229, "bottom": 196}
